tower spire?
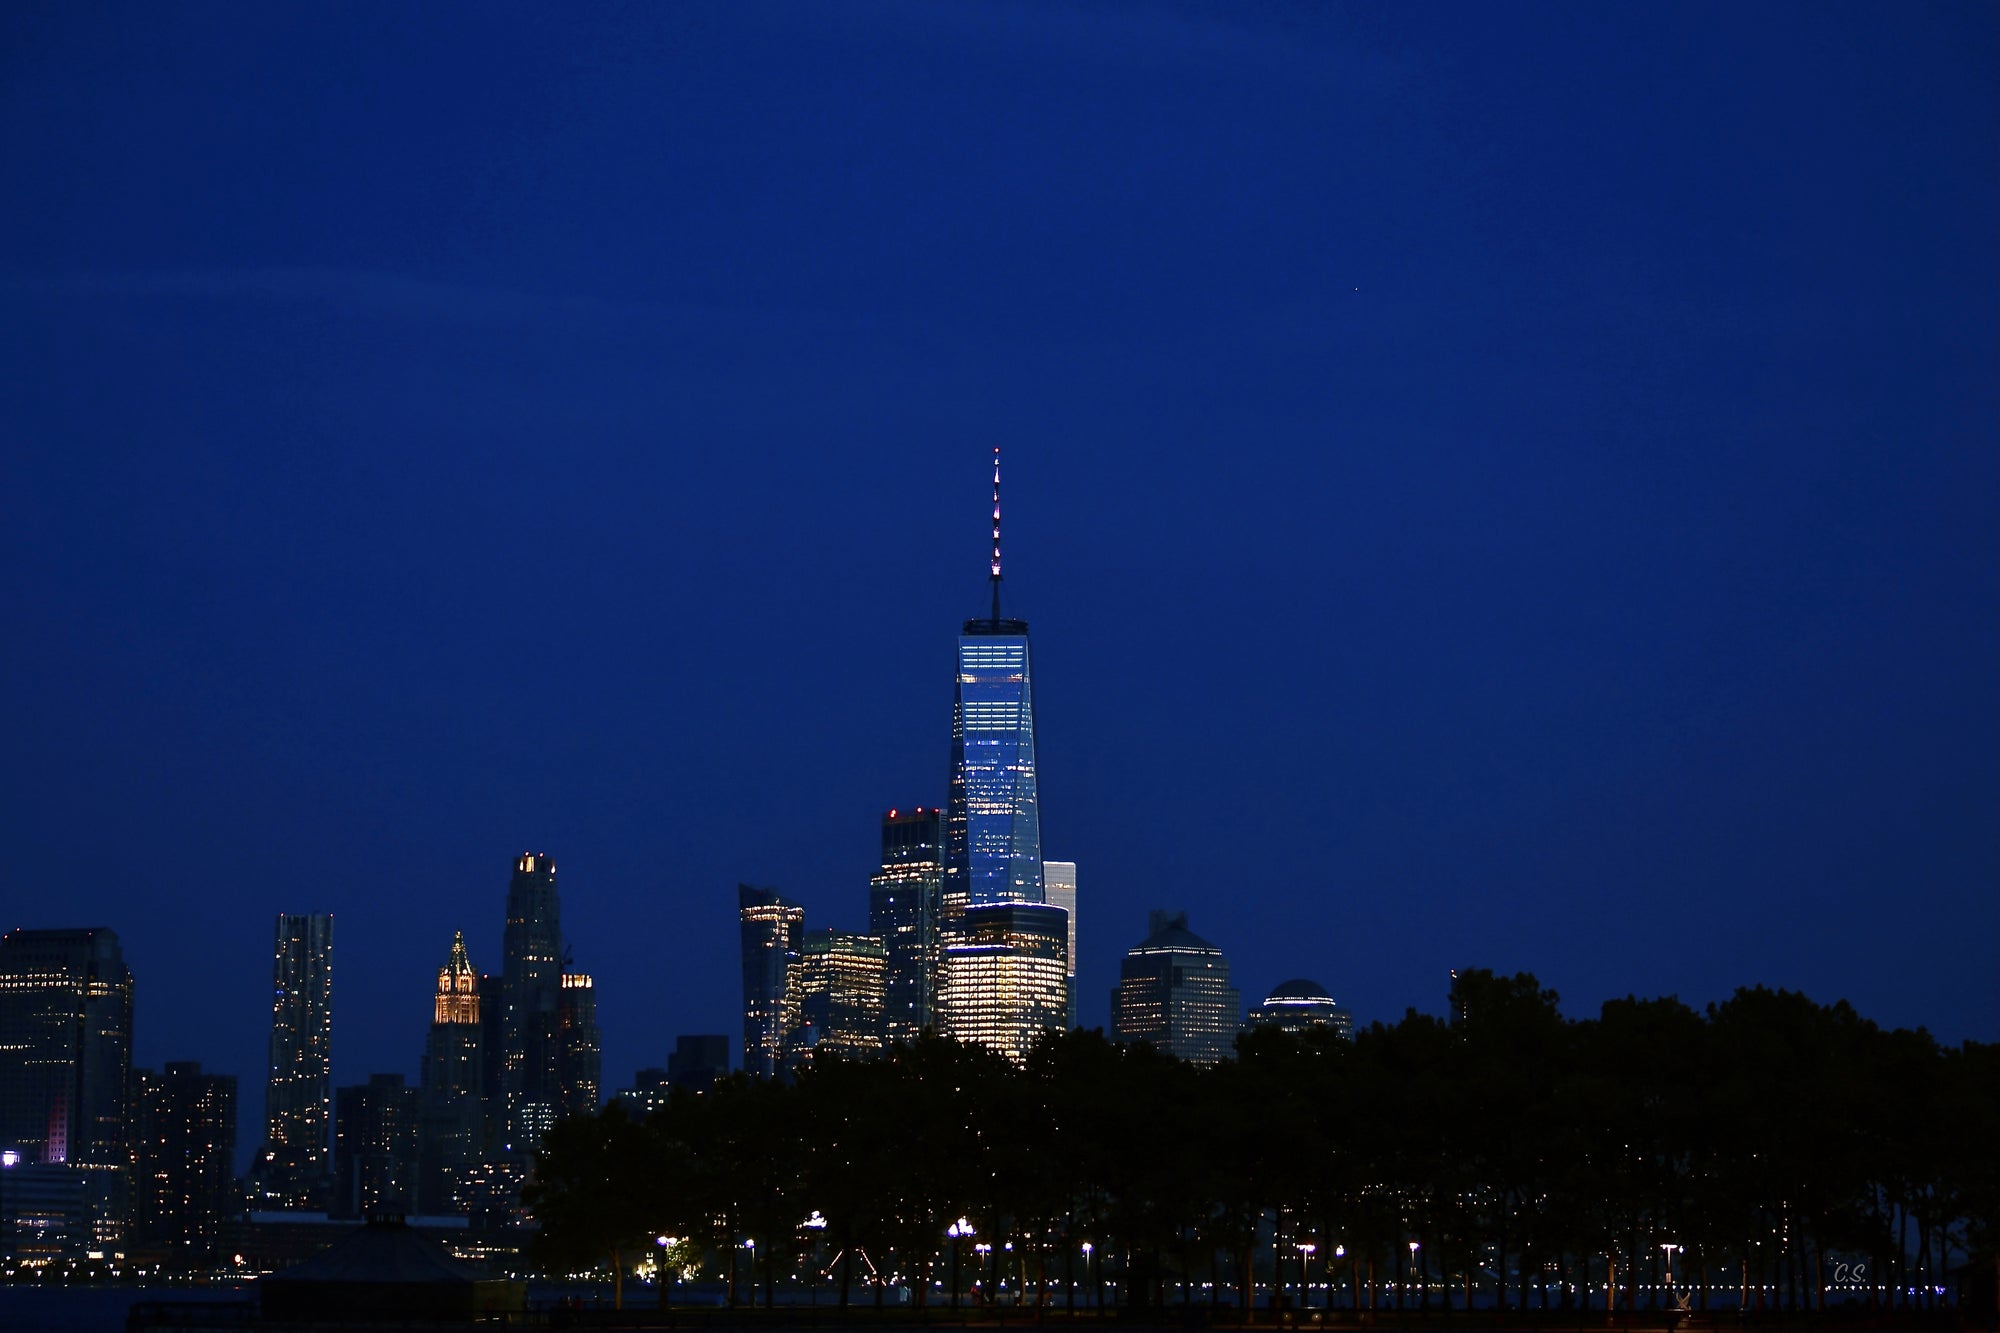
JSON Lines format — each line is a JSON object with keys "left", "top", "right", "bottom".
{"left": 990, "top": 446, "right": 1003, "bottom": 622}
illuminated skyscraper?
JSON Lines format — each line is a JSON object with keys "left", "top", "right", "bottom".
{"left": 0, "top": 927, "right": 134, "bottom": 1251}
{"left": 1246, "top": 979, "right": 1354, "bottom": 1041}
{"left": 868, "top": 807, "right": 943, "bottom": 1042}
{"left": 557, "top": 972, "right": 601, "bottom": 1116}
{"left": 417, "top": 932, "right": 483, "bottom": 1215}
{"left": 131, "top": 1062, "right": 236, "bottom": 1263}
{"left": 794, "top": 930, "right": 887, "bottom": 1064}
{"left": 938, "top": 903, "right": 1069, "bottom": 1062}
{"left": 253, "top": 913, "right": 332, "bottom": 1210}
{"left": 738, "top": 885, "right": 803, "bottom": 1078}
{"left": 498, "top": 853, "right": 562, "bottom": 1152}
{"left": 944, "top": 449, "right": 1045, "bottom": 924}
{"left": 1042, "top": 860, "right": 1077, "bottom": 1026}
{"left": 1110, "top": 912, "right": 1241, "bottom": 1066}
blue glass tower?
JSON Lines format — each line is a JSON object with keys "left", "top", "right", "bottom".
{"left": 944, "top": 449, "right": 1045, "bottom": 923}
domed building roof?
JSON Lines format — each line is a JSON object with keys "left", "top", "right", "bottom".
{"left": 1265, "top": 978, "right": 1332, "bottom": 1002}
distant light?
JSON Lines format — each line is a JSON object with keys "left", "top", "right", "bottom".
{"left": 0, "top": 1151, "right": 17, "bottom": 1168}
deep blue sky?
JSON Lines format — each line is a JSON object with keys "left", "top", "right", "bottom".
{"left": 3, "top": 3, "right": 1994, "bottom": 1163}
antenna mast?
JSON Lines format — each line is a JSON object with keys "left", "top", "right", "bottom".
{"left": 989, "top": 446, "right": 1003, "bottom": 622}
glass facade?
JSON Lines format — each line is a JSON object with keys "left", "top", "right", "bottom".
{"left": 938, "top": 903, "right": 1070, "bottom": 1062}
{"left": 1042, "top": 860, "right": 1077, "bottom": 1027}
{"left": 737, "top": 884, "right": 803, "bottom": 1078}
{"left": 794, "top": 929, "right": 887, "bottom": 1064}
{"left": 1110, "top": 912, "right": 1242, "bottom": 1067}
{"left": 945, "top": 622, "right": 1045, "bottom": 917}
{"left": 869, "top": 807, "right": 942, "bottom": 1043}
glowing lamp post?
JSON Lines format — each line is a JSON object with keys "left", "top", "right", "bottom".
{"left": 1082, "top": 1242, "right": 1097, "bottom": 1314}
{"left": 947, "top": 1219, "right": 974, "bottom": 1312}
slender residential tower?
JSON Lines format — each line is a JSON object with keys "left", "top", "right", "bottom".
{"left": 939, "top": 451, "right": 1068, "bottom": 1055}
{"left": 253, "top": 914, "right": 332, "bottom": 1210}
{"left": 497, "top": 854, "right": 562, "bottom": 1152}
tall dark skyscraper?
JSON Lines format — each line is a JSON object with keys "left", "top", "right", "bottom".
{"left": 737, "top": 884, "right": 803, "bottom": 1078}
{"left": 417, "top": 932, "right": 483, "bottom": 1216}
{"left": 252, "top": 913, "right": 332, "bottom": 1211}
{"left": 944, "top": 449, "right": 1046, "bottom": 924}
{"left": 131, "top": 1062, "right": 237, "bottom": 1263}
{"left": 868, "top": 806, "right": 943, "bottom": 1042}
{"left": 665, "top": 1034, "right": 729, "bottom": 1092}
{"left": 332, "top": 1073, "right": 419, "bottom": 1219}
{"left": 0, "top": 927, "right": 134, "bottom": 1251}
{"left": 556, "top": 971, "right": 601, "bottom": 1117}
{"left": 1110, "top": 911, "right": 1241, "bottom": 1067}
{"left": 498, "top": 853, "right": 562, "bottom": 1152}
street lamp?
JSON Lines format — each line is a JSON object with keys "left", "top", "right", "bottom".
{"left": 655, "top": 1236, "right": 674, "bottom": 1311}
{"left": 1082, "top": 1242, "right": 1097, "bottom": 1315}
{"left": 948, "top": 1219, "right": 974, "bottom": 1312}
{"left": 975, "top": 1242, "right": 994, "bottom": 1305}
{"left": 1297, "top": 1243, "right": 1317, "bottom": 1312}
{"left": 1406, "top": 1241, "right": 1420, "bottom": 1312}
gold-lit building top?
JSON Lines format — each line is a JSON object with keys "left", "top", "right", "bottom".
{"left": 434, "top": 931, "right": 480, "bottom": 1026}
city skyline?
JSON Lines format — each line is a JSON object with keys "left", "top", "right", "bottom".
{"left": 1, "top": 3, "right": 1993, "bottom": 1184}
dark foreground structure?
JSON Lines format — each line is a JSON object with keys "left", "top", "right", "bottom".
{"left": 129, "top": 1216, "right": 523, "bottom": 1331}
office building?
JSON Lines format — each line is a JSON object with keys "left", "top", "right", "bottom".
{"left": 612, "top": 1069, "right": 673, "bottom": 1120}
{"left": 557, "top": 972, "right": 601, "bottom": 1117}
{"left": 1246, "top": 979, "right": 1354, "bottom": 1041}
{"left": 943, "top": 449, "right": 1045, "bottom": 923}
{"left": 416, "top": 933, "right": 483, "bottom": 1216}
{"left": 738, "top": 885, "right": 803, "bottom": 1078}
{"left": 250, "top": 913, "right": 333, "bottom": 1211}
{"left": 794, "top": 930, "right": 887, "bottom": 1064}
{"left": 497, "top": 853, "right": 563, "bottom": 1152}
{"left": 333, "top": 1074, "right": 419, "bottom": 1219}
{"left": 868, "top": 807, "right": 943, "bottom": 1043}
{"left": 0, "top": 927, "right": 135, "bottom": 1252}
{"left": 1110, "top": 912, "right": 1241, "bottom": 1066}
{"left": 131, "top": 1062, "right": 237, "bottom": 1263}
{"left": 938, "top": 902, "right": 1069, "bottom": 1061}
{"left": 1043, "top": 860, "right": 1077, "bottom": 1027}
{"left": 666, "top": 1034, "right": 729, "bottom": 1093}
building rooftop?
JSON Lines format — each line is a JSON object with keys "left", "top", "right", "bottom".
{"left": 1264, "top": 978, "right": 1334, "bottom": 1003}
{"left": 1128, "top": 910, "right": 1223, "bottom": 956}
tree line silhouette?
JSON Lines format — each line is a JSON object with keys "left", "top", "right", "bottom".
{"left": 524, "top": 971, "right": 1997, "bottom": 1316}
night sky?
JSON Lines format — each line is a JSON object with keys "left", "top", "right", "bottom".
{"left": 3, "top": 3, "right": 1994, "bottom": 1165}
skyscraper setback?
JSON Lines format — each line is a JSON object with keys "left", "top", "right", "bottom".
{"left": 944, "top": 449, "right": 1046, "bottom": 920}
{"left": 937, "top": 450, "right": 1067, "bottom": 1053}
{"left": 254, "top": 913, "right": 332, "bottom": 1210}
{"left": 869, "top": 806, "right": 943, "bottom": 1042}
